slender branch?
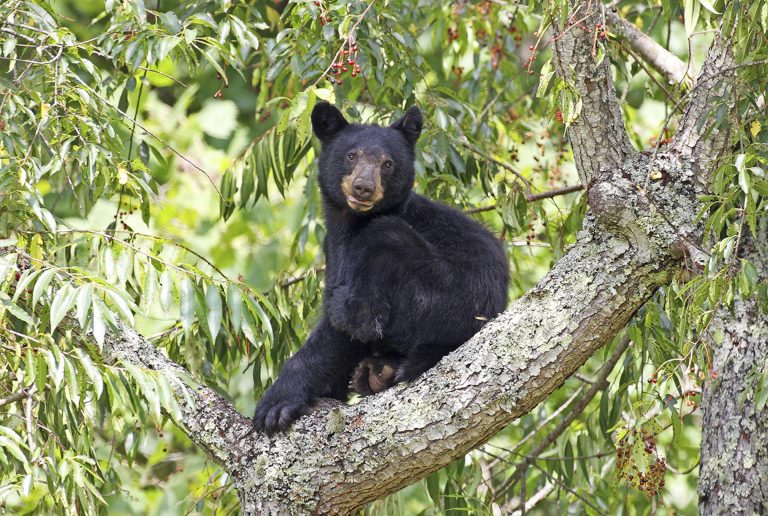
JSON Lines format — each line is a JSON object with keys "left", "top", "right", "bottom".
{"left": 465, "top": 184, "right": 584, "bottom": 215}
{"left": 606, "top": 10, "right": 692, "bottom": 86}
{"left": 526, "top": 184, "right": 585, "bottom": 202}
{"left": 311, "top": 0, "right": 377, "bottom": 87}
{"left": 458, "top": 140, "right": 533, "bottom": 191}
{"left": 495, "top": 334, "right": 631, "bottom": 498}
{"left": 0, "top": 386, "right": 33, "bottom": 408}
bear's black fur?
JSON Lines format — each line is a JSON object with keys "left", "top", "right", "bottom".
{"left": 252, "top": 102, "right": 509, "bottom": 434}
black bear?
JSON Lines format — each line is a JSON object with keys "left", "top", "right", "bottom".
{"left": 252, "top": 102, "right": 509, "bottom": 434}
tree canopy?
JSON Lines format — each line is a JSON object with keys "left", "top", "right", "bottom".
{"left": 1, "top": 0, "right": 767, "bottom": 514}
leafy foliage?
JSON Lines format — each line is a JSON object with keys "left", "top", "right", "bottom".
{"left": 0, "top": 0, "right": 766, "bottom": 513}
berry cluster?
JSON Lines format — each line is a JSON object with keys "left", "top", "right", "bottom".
{"left": 313, "top": 1, "right": 331, "bottom": 26}
{"left": 615, "top": 427, "right": 667, "bottom": 498}
{"left": 329, "top": 42, "right": 361, "bottom": 86}
{"left": 213, "top": 72, "right": 227, "bottom": 99}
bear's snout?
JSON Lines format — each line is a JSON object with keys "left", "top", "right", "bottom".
{"left": 341, "top": 161, "right": 385, "bottom": 212}
{"left": 352, "top": 178, "right": 375, "bottom": 200}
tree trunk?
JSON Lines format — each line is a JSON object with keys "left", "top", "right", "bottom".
{"left": 699, "top": 230, "right": 768, "bottom": 514}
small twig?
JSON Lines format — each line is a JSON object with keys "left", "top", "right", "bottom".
{"left": 311, "top": 0, "right": 377, "bottom": 87}
{"left": 465, "top": 184, "right": 584, "bottom": 214}
{"left": 0, "top": 44, "right": 63, "bottom": 65}
{"left": 526, "top": 184, "right": 585, "bottom": 202}
{"left": 135, "top": 66, "right": 188, "bottom": 87}
{"left": 280, "top": 267, "right": 325, "bottom": 288}
{"left": 458, "top": 140, "right": 532, "bottom": 191}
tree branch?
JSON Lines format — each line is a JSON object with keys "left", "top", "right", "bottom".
{"left": 0, "top": 387, "right": 33, "bottom": 408}
{"left": 102, "top": 323, "right": 252, "bottom": 468}
{"left": 671, "top": 30, "right": 735, "bottom": 179}
{"left": 550, "top": 2, "right": 636, "bottom": 183}
{"left": 465, "top": 184, "right": 585, "bottom": 215}
{"left": 606, "top": 10, "right": 692, "bottom": 86}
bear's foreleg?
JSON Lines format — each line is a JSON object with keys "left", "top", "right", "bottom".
{"left": 252, "top": 316, "right": 370, "bottom": 434}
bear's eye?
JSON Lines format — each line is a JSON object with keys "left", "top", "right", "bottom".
{"left": 383, "top": 160, "right": 393, "bottom": 169}
{"left": 347, "top": 153, "right": 356, "bottom": 161}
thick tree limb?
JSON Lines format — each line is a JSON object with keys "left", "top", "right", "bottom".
{"left": 671, "top": 31, "right": 735, "bottom": 179}
{"left": 103, "top": 323, "right": 252, "bottom": 469}
{"left": 550, "top": 2, "right": 636, "bottom": 183}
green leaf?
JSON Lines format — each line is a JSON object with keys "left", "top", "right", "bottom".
{"left": 116, "top": 250, "right": 132, "bottom": 285}
{"left": 76, "top": 348, "right": 103, "bottom": 398}
{"left": 684, "top": 0, "right": 701, "bottom": 36}
{"left": 425, "top": 471, "right": 441, "bottom": 506}
{"left": 0, "top": 436, "right": 26, "bottom": 463}
{"left": 45, "top": 349, "right": 65, "bottom": 390}
{"left": 34, "top": 352, "right": 47, "bottom": 394}
{"left": 32, "top": 269, "right": 55, "bottom": 307}
{"left": 245, "top": 294, "right": 273, "bottom": 344}
{"left": 105, "top": 289, "right": 135, "bottom": 326}
{"left": 76, "top": 283, "right": 94, "bottom": 329}
{"left": 160, "top": 270, "right": 174, "bottom": 312}
{"left": 180, "top": 277, "right": 194, "bottom": 333}
{"left": 50, "top": 282, "right": 78, "bottom": 333}
{"left": 0, "top": 291, "right": 34, "bottom": 324}
{"left": 92, "top": 299, "right": 106, "bottom": 349}
{"left": 563, "top": 439, "right": 574, "bottom": 485}
{"left": 670, "top": 406, "right": 682, "bottom": 447}
{"left": 698, "top": 0, "right": 720, "bottom": 14}
{"left": 142, "top": 265, "right": 159, "bottom": 312}
{"left": 227, "top": 284, "right": 243, "bottom": 331}
{"left": 12, "top": 268, "right": 40, "bottom": 303}
{"left": 104, "top": 246, "right": 116, "bottom": 282}
{"left": 205, "top": 284, "right": 222, "bottom": 341}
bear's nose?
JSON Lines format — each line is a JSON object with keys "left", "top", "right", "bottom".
{"left": 352, "top": 179, "right": 374, "bottom": 200}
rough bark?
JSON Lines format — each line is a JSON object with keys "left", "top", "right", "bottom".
{"left": 699, "top": 232, "right": 768, "bottom": 514}
{"left": 671, "top": 32, "right": 735, "bottom": 182}
{"left": 551, "top": 4, "right": 636, "bottom": 183}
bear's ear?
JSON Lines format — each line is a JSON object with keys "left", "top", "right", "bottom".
{"left": 390, "top": 106, "right": 423, "bottom": 147}
{"left": 311, "top": 102, "right": 348, "bottom": 144}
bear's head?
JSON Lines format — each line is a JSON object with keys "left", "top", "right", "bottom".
{"left": 311, "top": 102, "right": 422, "bottom": 215}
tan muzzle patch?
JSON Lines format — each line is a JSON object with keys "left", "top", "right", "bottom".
{"left": 341, "top": 164, "right": 384, "bottom": 212}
